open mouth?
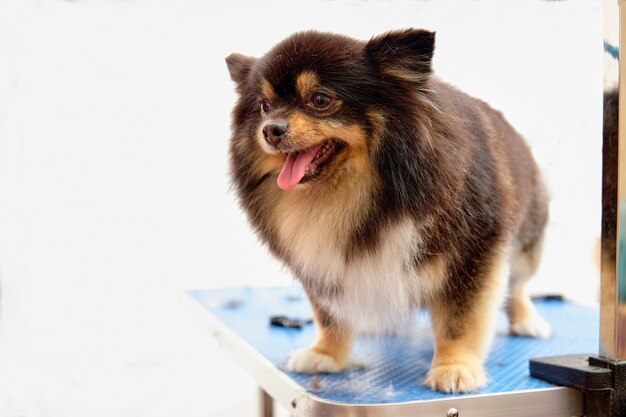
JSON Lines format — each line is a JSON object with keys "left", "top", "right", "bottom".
{"left": 277, "top": 139, "right": 345, "bottom": 190}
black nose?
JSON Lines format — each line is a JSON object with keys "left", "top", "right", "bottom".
{"left": 262, "top": 122, "right": 288, "bottom": 147}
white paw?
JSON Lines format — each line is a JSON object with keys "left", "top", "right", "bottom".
{"left": 424, "top": 363, "right": 487, "bottom": 393}
{"left": 286, "top": 348, "right": 343, "bottom": 374}
{"left": 510, "top": 315, "right": 552, "bottom": 338}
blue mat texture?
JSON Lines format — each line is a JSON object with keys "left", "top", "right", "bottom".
{"left": 189, "top": 287, "right": 598, "bottom": 404}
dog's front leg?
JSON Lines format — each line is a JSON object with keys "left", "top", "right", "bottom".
{"left": 425, "top": 254, "right": 507, "bottom": 393}
{"left": 287, "top": 301, "right": 354, "bottom": 374}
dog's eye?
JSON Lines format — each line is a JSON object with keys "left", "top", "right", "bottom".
{"left": 310, "top": 93, "right": 332, "bottom": 110}
{"left": 259, "top": 99, "right": 271, "bottom": 115}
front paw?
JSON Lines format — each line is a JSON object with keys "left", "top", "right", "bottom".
{"left": 287, "top": 348, "right": 343, "bottom": 374}
{"left": 424, "top": 363, "right": 487, "bottom": 393}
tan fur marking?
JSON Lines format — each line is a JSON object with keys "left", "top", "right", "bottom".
{"left": 255, "top": 154, "right": 284, "bottom": 177}
{"left": 287, "top": 113, "right": 313, "bottom": 148}
{"left": 382, "top": 66, "right": 429, "bottom": 84}
{"left": 416, "top": 255, "right": 448, "bottom": 301}
{"left": 366, "top": 110, "right": 386, "bottom": 151}
{"left": 309, "top": 305, "right": 354, "bottom": 366}
{"left": 426, "top": 248, "right": 508, "bottom": 392}
{"left": 327, "top": 125, "right": 367, "bottom": 150}
{"left": 295, "top": 71, "right": 320, "bottom": 101}
{"left": 288, "top": 112, "right": 369, "bottom": 152}
{"left": 507, "top": 292, "right": 535, "bottom": 326}
{"left": 508, "top": 233, "right": 545, "bottom": 325}
{"left": 431, "top": 258, "right": 506, "bottom": 364}
{"left": 261, "top": 78, "right": 276, "bottom": 101}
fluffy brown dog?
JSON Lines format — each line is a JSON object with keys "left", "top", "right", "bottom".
{"left": 226, "top": 29, "right": 551, "bottom": 393}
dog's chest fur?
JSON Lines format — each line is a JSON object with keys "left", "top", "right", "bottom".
{"left": 273, "top": 187, "right": 446, "bottom": 334}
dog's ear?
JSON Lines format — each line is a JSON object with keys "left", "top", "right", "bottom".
{"left": 226, "top": 53, "right": 256, "bottom": 88}
{"left": 365, "top": 29, "right": 435, "bottom": 83}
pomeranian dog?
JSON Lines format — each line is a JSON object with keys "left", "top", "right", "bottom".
{"left": 226, "top": 29, "right": 551, "bottom": 393}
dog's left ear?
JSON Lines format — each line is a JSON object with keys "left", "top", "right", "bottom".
{"left": 226, "top": 53, "right": 256, "bottom": 88}
{"left": 365, "top": 29, "right": 435, "bottom": 83}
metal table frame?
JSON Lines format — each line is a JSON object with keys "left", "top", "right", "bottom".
{"left": 601, "top": 0, "right": 626, "bottom": 363}
{"left": 187, "top": 293, "right": 586, "bottom": 417}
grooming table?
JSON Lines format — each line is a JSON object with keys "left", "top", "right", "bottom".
{"left": 188, "top": 287, "right": 598, "bottom": 417}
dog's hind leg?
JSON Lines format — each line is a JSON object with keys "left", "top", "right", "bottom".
{"left": 507, "top": 231, "right": 552, "bottom": 338}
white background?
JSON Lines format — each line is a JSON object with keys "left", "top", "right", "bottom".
{"left": 0, "top": 1, "right": 603, "bottom": 416}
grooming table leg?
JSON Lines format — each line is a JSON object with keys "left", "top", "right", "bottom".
{"left": 259, "top": 387, "right": 274, "bottom": 417}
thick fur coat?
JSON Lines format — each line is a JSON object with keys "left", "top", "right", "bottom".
{"left": 226, "top": 29, "right": 550, "bottom": 392}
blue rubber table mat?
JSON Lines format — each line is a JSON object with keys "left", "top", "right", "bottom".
{"left": 189, "top": 286, "right": 598, "bottom": 404}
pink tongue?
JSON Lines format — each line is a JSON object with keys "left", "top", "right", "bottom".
{"left": 277, "top": 144, "right": 323, "bottom": 190}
